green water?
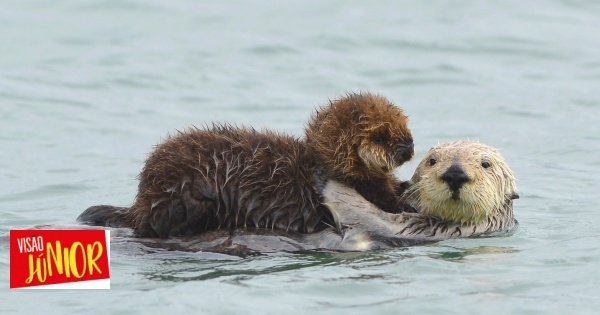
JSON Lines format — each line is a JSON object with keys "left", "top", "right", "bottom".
{"left": 1, "top": 1, "right": 599, "bottom": 314}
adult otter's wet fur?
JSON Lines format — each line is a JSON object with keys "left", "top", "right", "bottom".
{"left": 78, "top": 93, "right": 415, "bottom": 238}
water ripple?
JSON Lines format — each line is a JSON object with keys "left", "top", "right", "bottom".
{"left": 0, "top": 184, "right": 91, "bottom": 203}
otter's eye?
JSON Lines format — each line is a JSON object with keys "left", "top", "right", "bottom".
{"left": 429, "top": 158, "right": 437, "bottom": 166}
{"left": 481, "top": 161, "right": 491, "bottom": 169}
{"left": 373, "top": 135, "right": 386, "bottom": 144}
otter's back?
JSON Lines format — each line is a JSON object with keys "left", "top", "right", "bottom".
{"left": 132, "top": 125, "right": 327, "bottom": 237}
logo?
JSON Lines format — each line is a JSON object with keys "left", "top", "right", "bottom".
{"left": 9, "top": 229, "right": 110, "bottom": 289}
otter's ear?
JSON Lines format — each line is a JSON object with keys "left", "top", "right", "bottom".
{"left": 505, "top": 192, "right": 519, "bottom": 200}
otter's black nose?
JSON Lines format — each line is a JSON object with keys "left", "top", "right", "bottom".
{"left": 397, "top": 142, "right": 414, "bottom": 160}
{"left": 441, "top": 164, "right": 470, "bottom": 192}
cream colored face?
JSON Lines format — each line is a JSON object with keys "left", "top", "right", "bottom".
{"left": 405, "top": 141, "right": 517, "bottom": 224}
{"left": 357, "top": 139, "right": 396, "bottom": 174}
{"left": 355, "top": 124, "right": 415, "bottom": 176}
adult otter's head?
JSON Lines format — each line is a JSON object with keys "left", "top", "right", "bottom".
{"left": 305, "top": 93, "right": 414, "bottom": 181}
{"left": 404, "top": 141, "right": 519, "bottom": 224}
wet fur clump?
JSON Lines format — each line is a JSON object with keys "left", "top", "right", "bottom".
{"left": 403, "top": 140, "right": 519, "bottom": 225}
{"left": 129, "top": 125, "right": 329, "bottom": 237}
{"left": 80, "top": 125, "right": 330, "bottom": 237}
{"left": 305, "top": 93, "right": 415, "bottom": 212}
{"left": 78, "top": 92, "right": 415, "bottom": 238}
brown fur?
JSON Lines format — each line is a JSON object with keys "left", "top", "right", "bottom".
{"left": 305, "top": 93, "right": 414, "bottom": 212}
{"left": 78, "top": 93, "right": 414, "bottom": 237}
{"left": 132, "top": 125, "right": 327, "bottom": 237}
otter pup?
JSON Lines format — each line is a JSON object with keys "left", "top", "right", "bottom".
{"left": 78, "top": 93, "right": 415, "bottom": 238}
{"left": 305, "top": 93, "right": 414, "bottom": 213}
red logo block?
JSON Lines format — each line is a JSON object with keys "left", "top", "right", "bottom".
{"left": 10, "top": 230, "right": 110, "bottom": 289}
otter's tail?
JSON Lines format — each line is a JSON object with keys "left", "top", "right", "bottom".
{"left": 77, "top": 205, "right": 133, "bottom": 228}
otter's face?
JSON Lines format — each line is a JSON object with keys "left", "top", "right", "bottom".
{"left": 306, "top": 93, "right": 414, "bottom": 180}
{"left": 356, "top": 121, "right": 414, "bottom": 176}
{"left": 404, "top": 141, "right": 518, "bottom": 224}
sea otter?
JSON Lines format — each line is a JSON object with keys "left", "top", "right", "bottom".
{"left": 402, "top": 140, "right": 519, "bottom": 226}
{"left": 78, "top": 93, "right": 415, "bottom": 238}
{"left": 119, "top": 140, "right": 520, "bottom": 255}
{"left": 305, "top": 93, "right": 414, "bottom": 213}
{"left": 318, "top": 140, "right": 520, "bottom": 248}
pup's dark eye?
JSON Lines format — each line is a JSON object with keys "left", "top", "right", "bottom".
{"left": 429, "top": 158, "right": 437, "bottom": 166}
{"left": 373, "top": 135, "right": 386, "bottom": 143}
{"left": 481, "top": 161, "right": 491, "bottom": 168}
